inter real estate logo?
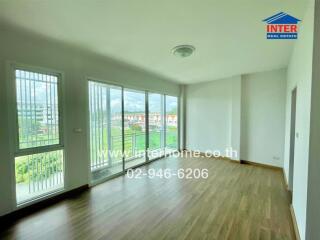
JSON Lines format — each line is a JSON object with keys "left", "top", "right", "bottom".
{"left": 263, "top": 12, "right": 301, "bottom": 39}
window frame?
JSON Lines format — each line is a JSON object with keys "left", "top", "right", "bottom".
{"left": 88, "top": 80, "right": 124, "bottom": 172}
{"left": 12, "top": 65, "right": 65, "bottom": 157}
{"left": 87, "top": 79, "right": 125, "bottom": 184}
{"left": 164, "top": 94, "right": 180, "bottom": 151}
{"left": 9, "top": 62, "right": 66, "bottom": 205}
{"left": 147, "top": 91, "right": 166, "bottom": 159}
{"left": 123, "top": 87, "right": 147, "bottom": 166}
{"left": 86, "top": 76, "right": 180, "bottom": 185}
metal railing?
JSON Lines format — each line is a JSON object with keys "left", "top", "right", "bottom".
{"left": 91, "top": 131, "right": 148, "bottom": 170}
{"left": 90, "top": 129, "right": 177, "bottom": 171}
{"left": 15, "top": 150, "right": 64, "bottom": 203}
{"left": 90, "top": 130, "right": 161, "bottom": 171}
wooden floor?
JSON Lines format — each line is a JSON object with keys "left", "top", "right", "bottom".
{"left": 0, "top": 156, "right": 295, "bottom": 240}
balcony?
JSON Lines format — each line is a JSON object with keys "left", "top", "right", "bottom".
{"left": 91, "top": 129, "right": 177, "bottom": 181}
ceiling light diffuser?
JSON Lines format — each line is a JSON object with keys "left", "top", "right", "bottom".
{"left": 172, "top": 45, "right": 195, "bottom": 58}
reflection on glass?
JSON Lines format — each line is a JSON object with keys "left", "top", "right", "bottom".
{"left": 124, "top": 89, "right": 146, "bottom": 168}
{"left": 165, "top": 96, "right": 178, "bottom": 153}
{"left": 148, "top": 93, "right": 165, "bottom": 160}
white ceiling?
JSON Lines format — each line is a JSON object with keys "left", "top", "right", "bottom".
{"left": 0, "top": 0, "right": 307, "bottom": 84}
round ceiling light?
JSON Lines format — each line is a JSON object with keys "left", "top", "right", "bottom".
{"left": 172, "top": 45, "right": 195, "bottom": 58}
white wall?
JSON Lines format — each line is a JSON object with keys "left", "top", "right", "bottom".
{"left": 186, "top": 70, "right": 287, "bottom": 164}
{"left": 241, "top": 69, "right": 286, "bottom": 167}
{"left": 0, "top": 29, "right": 180, "bottom": 216}
{"left": 230, "top": 78, "right": 241, "bottom": 160}
{"left": 283, "top": 1, "right": 315, "bottom": 239}
{"left": 306, "top": 1, "right": 320, "bottom": 239}
{"left": 186, "top": 76, "right": 241, "bottom": 160}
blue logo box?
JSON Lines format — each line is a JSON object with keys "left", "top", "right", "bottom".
{"left": 267, "top": 33, "right": 298, "bottom": 39}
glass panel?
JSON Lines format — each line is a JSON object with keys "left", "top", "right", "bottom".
{"left": 15, "top": 69, "right": 60, "bottom": 149}
{"left": 89, "top": 81, "right": 123, "bottom": 182}
{"left": 148, "top": 93, "right": 165, "bottom": 160}
{"left": 124, "top": 89, "right": 146, "bottom": 168}
{"left": 15, "top": 150, "right": 64, "bottom": 204}
{"left": 89, "top": 82, "right": 108, "bottom": 171}
{"left": 14, "top": 69, "right": 64, "bottom": 204}
{"left": 109, "top": 88, "right": 123, "bottom": 170}
{"left": 165, "top": 96, "right": 178, "bottom": 152}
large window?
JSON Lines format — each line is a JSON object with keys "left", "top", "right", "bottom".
{"left": 124, "top": 89, "right": 146, "bottom": 168}
{"left": 88, "top": 80, "right": 179, "bottom": 182}
{"left": 14, "top": 69, "right": 64, "bottom": 204}
{"left": 165, "top": 96, "right": 178, "bottom": 152}
{"left": 89, "top": 81, "right": 123, "bottom": 182}
{"left": 148, "top": 93, "right": 165, "bottom": 160}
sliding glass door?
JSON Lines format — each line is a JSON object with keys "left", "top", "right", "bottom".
{"left": 89, "top": 81, "right": 123, "bottom": 182}
{"left": 148, "top": 93, "right": 165, "bottom": 160}
{"left": 124, "top": 89, "right": 146, "bottom": 169}
{"left": 89, "top": 80, "right": 179, "bottom": 182}
{"left": 165, "top": 96, "right": 178, "bottom": 153}
{"left": 109, "top": 88, "right": 123, "bottom": 169}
